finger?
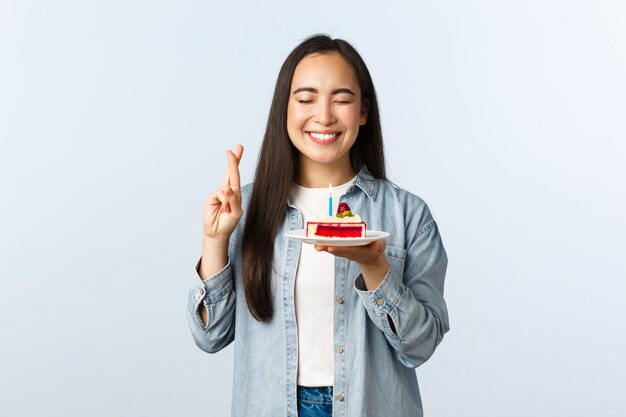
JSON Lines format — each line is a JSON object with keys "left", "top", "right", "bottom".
{"left": 205, "top": 193, "right": 219, "bottom": 215}
{"left": 216, "top": 189, "right": 231, "bottom": 213}
{"left": 226, "top": 149, "right": 241, "bottom": 189}
{"left": 233, "top": 144, "right": 244, "bottom": 162}
{"left": 224, "top": 186, "right": 243, "bottom": 217}
{"left": 360, "top": 241, "right": 383, "bottom": 254}
{"left": 374, "top": 239, "right": 386, "bottom": 253}
{"left": 222, "top": 145, "right": 243, "bottom": 187}
{"left": 322, "top": 243, "right": 378, "bottom": 260}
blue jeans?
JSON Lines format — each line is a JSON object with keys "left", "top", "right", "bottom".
{"left": 297, "top": 386, "right": 333, "bottom": 417}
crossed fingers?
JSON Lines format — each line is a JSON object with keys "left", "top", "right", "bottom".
{"left": 219, "top": 145, "right": 243, "bottom": 213}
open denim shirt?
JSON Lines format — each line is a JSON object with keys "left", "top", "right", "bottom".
{"left": 187, "top": 167, "right": 449, "bottom": 417}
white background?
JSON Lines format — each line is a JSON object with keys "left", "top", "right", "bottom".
{"left": 1, "top": 1, "right": 625, "bottom": 416}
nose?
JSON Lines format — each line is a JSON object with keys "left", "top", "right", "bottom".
{"left": 315, "top": 101, "right": 336, "bottom": 126}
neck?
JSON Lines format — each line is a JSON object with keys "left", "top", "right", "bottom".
{"left": 295, "top": 157, "right": 356, "bottom": 188}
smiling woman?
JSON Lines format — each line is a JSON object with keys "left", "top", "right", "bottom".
{"left": 187, "top": 34, "right": 449, "bottom": 417}
{"left": 287, "top": 52, "right": 368, "bottom": 187}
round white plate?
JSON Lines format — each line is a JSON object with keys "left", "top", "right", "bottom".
{"left": 285, "top": 229, "right": 390, "bottom": 246}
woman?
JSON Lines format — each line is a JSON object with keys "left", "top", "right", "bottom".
{"left": 187, "top": 34, "right": 449, "bottom": 417}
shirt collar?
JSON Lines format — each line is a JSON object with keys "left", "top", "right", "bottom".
{"left": 287, "top": 165, "right": 379, "bottom": 207}
{"left": 350, "top": 166, "right": 379, "bottom": 201}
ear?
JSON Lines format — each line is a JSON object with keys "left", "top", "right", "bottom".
{"left": 359, "top": 99, "right": 369, "bottom": 125}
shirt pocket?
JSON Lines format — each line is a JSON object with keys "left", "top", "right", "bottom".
{"left": 385, "top": 244, "right": 406, "bottom": 278}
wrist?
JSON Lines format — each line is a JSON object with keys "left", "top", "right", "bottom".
{"left": 359, "top": 251, "right": 388, "bottom": 272}
{"left": 359, "top": 255, "right": 389, "bottom": 291}
{"left": 202, "top": 234, "right": 230, "bottom": 249}
{"left": 200, "top": 237, "right": 229, "bottom": 280}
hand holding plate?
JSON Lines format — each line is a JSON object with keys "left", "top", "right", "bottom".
{"left": 315, "top": 239, "right": 390, "bottom": 291}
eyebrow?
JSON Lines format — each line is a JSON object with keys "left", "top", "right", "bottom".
{"left": 292, "top": 87, "right": 356, "bottom": 96}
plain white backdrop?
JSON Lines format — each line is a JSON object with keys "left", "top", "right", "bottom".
{"left": 1, "top": 1, "right": 625, "bottom": 416}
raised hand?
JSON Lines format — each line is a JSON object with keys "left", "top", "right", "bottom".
{"left": 199, "top": 145, "right": 244, "bottom": 281}
{"left": 203, "top": 144, "right": 244, "bottom": 241}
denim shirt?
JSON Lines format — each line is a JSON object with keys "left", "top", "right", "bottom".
{"left": 187, "top": 167, "right": 449, "bottom": 417}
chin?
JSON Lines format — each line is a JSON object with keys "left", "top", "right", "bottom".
{"left": 310, "top": 155, "right": 347, "bottom": 166}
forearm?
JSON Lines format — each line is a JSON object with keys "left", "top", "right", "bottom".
{"left": 320, "top": 240, "right": 389, "bottom": 290}
{"left": 199, "top": 237, "right": 230, "bottom": 280}
{"left": 188, "top": 260, "right": 236, "bottom": 353}
{"left": 355, "top": 267, "right": 448, "bottom": 367}
{"left": 198, "top": 238, "right": 230, "bottom": 325}
{"left": 358, "top": 254, "right": 390, "bottom": 291}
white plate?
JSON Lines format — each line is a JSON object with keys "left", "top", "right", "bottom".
{"left": 285, "top": 229, "right": 390, "bottom": 246}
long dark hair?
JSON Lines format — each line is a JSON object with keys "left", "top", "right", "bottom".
{"left": 242, "top": 34, "right": 386, "bottom": 322}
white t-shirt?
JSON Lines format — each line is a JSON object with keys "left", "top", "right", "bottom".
{"left": 289, "top": 178, "right": 355, "bottom": 387}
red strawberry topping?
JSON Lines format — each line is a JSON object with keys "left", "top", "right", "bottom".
{"left": 336, "top": 203, "right": 351, "bottom": 215}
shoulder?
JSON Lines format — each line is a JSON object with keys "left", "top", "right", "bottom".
{"left": 232, "top": 183, "right": 254, "bottom": 230}
{"left": 374, "top": 179, "right": 434, "bottom": 227}
{"left": 376, "top": 180, "right": 430, "bottom": 213}
{"left": 240, "top": 183, "right": 254, "bottom": 206}
{"left": 376, "top": 179, "right": 426, "bottom": 205}
{"left": 356, "top": 166, "right": 431, "bottom": 221}
{"left": 241, "top": 182, "right": 253, "bottom": 195}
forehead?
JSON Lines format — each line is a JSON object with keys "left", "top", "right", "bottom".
{"left": 291, "top": 52, "right": 360, "bottom": 92}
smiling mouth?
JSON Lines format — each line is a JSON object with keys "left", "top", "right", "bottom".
{"left": 307, "top": 131, "right": 341, "bottom": 143}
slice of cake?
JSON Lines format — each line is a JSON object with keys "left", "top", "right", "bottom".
{"left": 306, "top": 203, "right": 366, "bottom": 238}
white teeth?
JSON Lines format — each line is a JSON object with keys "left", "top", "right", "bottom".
{"left": 310, "top": 132, "right": 338, "bottom": 140}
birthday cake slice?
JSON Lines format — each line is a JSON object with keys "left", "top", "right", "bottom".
{"left": 306, "top": 203, "right": 366, "bottom": 238}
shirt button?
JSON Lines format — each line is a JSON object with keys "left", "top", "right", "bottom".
{"left": 336, "top": 394, "right": 344, "bottom": 401}
{"left": 337, "top": 297, "right": 344, "bottom": 304}
{"left": 376, "top": 298, "right": 384, "bottom": 306}
{"left": 196, "top": 288, "right": 205, "bottom": 298}
{"left": 336, "top": 347, "right": 344, "bottom": 354}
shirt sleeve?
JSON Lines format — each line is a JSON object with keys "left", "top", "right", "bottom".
{"left": 354, "top": 220, "right": 449, "bottom": 368}
{"left": 186, "top": 258, "right": 236, "bottom": 353}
